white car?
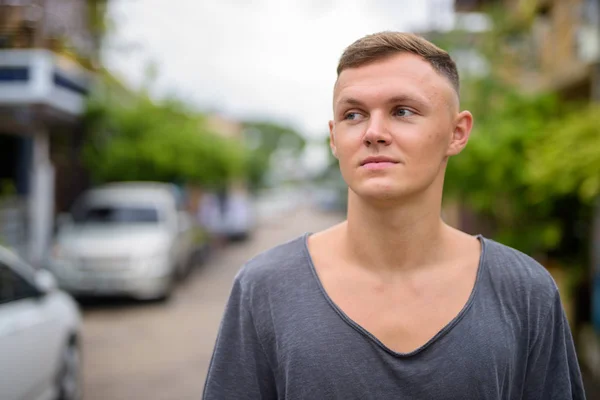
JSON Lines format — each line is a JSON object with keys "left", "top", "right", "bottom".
{"left": 47, "top": 182, "right": 196, "bottom": 300}
{"left": 0, "top": 246, "right": 82, "bottom": 400}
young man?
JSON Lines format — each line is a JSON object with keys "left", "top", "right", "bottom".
{"left": 203, "top": 32, "right": 586, "bottom": 399}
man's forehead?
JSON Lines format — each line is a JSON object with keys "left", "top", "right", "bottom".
{"left": 333, "top": 53, "right": 457, "bottom": 109}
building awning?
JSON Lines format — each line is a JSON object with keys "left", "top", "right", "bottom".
{"left": 0, "top": 49, "right": 91, "bottom": 132}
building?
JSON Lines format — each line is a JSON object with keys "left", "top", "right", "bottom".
{"left": 454, "top": 0, "right": 600, "bottom": 96}
{"left": 0, "top": 0, "right": 99, "bottom": 266}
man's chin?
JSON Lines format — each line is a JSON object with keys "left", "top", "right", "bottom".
{"left": 350, "top": 184, "right": 408, "bottom": 203}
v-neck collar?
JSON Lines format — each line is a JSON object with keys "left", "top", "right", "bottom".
{"left": 301, "top": 233, "right": 487, "bottom": 358}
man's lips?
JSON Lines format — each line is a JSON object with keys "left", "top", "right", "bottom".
{"left": 361, "top": 161, "right": 397, "bottom": 170}
{"left": 360, "top": 156, "right": 399, "bottom": 169}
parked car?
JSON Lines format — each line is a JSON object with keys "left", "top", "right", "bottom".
{"left": 0, "top": 245, "right": 82, "bottom": 400}
{"left": 47, "top": 182, "right": 196, "bottom": 301}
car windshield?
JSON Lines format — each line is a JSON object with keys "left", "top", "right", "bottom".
{"left": 73, "top": 205, "right": 161, "bottom": 225}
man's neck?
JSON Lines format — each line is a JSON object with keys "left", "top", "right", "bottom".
{"left": 342, "top": 190, "right": 448, "bottom": 274}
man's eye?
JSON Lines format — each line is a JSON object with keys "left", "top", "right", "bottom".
{"left": 395, "top": 108, "right": 414, "bottom": 117}
{"left": 344, "top": 112, "right": 363, "bottom": 121}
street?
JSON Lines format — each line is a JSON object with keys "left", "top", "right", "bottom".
{"left": 81, "top": 206, "right": 344, "bottom": 400}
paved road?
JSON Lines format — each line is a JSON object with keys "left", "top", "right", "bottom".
{"left": 81, "top": 206, "right": 344, "bottom": 400}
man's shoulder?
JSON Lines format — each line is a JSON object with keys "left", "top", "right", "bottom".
{"left": 234, "top": 234, "right": 310, "bottom": 292}
{"left": 481, "top": 237, "right": 560, "bottom": 305}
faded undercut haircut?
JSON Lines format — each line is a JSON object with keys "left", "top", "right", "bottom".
{"left": 337, "top": 31, "right": 460, "bottom": 95}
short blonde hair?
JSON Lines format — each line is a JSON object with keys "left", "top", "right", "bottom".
{"left": 337, "top": 31, "right": 460, "bottom": 94}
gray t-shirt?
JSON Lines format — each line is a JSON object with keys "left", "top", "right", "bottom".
{"left": 203, "top": 234, "right": 585, "bottom": 399}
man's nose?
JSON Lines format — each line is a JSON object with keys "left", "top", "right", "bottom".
{"left": 363, "top": 114, "right": 392, "bottom": 147}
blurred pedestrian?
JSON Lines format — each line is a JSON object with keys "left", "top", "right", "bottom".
{"left": 204, "top": 32, "right": 586, "bottom": 399}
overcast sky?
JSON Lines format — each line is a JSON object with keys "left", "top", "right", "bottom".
{"left": 102, "top": 0, "right": 454, "bottom": 170}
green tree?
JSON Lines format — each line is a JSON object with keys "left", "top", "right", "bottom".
{"left": 83, "top": 93, "right": 248, "bottom": 189}
{"left": 526, "top": 104, "right": 600, "bottom": 204}
{"left": 436, "top": 6, "right": 600, "bottom": 265}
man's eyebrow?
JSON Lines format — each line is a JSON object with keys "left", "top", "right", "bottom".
{"left": 336, "top": 97, "right": 364, "bottom": 107}
{"left": 336, "top": 94, "right": 430, "bottom": 108}
{"left": 385, "top": 95, "right": 429, "bottom": 106}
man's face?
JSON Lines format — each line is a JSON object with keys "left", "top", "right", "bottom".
{"left": 329, "top": 52, "right": 472, "bottom": 203}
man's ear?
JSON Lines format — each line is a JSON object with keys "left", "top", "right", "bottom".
{"left": 329, "top": 120, "right": 338, "bottom": 159}
{"left": 447, "top": 110, "right": 473, "bottom": 156}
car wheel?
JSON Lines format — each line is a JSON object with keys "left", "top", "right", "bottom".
{"left": 56, "top": 340, "right": 83, "bottom": 400}
{"left": 157, "top": 277, "right": 175, "bottom": 302}
{"left": 153, "top": 270, "right": 176, "bottom": 302}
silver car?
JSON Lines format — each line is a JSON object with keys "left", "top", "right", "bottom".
{"left": 47, "top": 182, "right": 196, "bottom": 301}
{"left": 0, "top": 246, "right": 82, "bottom": 400}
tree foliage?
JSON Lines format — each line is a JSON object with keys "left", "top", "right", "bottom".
{"left": 438, "top": 9, "right": 600, "bottom": 262}
{"left": 526, "top": 104, "right": 600, "bottom": 203}
{"left": 83, "top": 95, "right": 247, "bottom": 189}
{"left": 444, "top": 84, "right": 575, "bottom": 254}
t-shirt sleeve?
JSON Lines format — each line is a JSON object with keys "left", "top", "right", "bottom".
{"left": 203, "top": 276, "right": 277, "bottom": 400}
{"left": 522, "top": 289, "right": 586, "bottom": 400}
